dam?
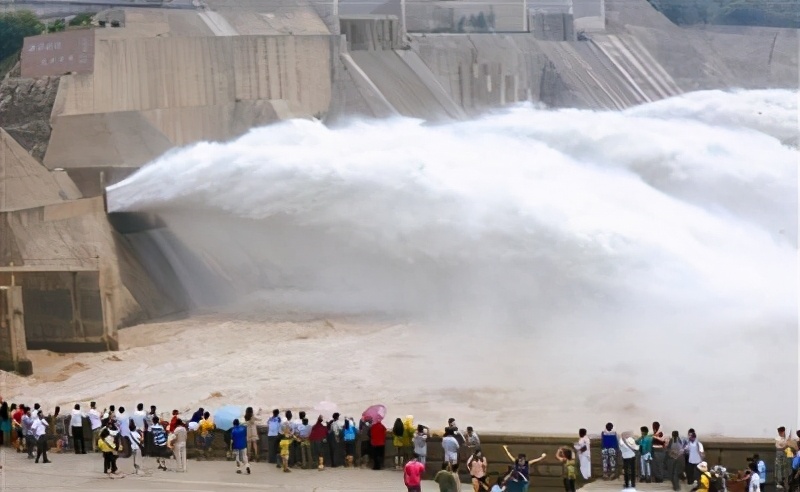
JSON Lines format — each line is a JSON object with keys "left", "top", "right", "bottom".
{"left": 0, "top": 0, "right": 797, "bottom": 437}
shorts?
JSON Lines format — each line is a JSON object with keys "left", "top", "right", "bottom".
{"left": 445, "top": 451, "right": 458, "bottom": 464}
{"left": 407, "top": 487, "right": 421, "bottom": 492}
{"left": 472, "top": 476, "right": 488, "bottom": 483}
{"left": 153, "top": 446, "right": 172, "bottom": 458}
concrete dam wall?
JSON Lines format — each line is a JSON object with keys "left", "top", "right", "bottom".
{"left": 0, "top": 0, "right": 797, "bottom": 366}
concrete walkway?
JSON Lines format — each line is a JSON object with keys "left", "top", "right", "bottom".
{"left": 1, "top": 450, "right": 445, "bottom": 491}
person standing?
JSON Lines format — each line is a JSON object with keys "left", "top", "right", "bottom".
{"left": 466, "top": 427, "right": 481, "bottom": 456}
{"left": 231, "top": 418, "right": 250, "bottom": 475}
{"left": 12, "top": 403, "right": 24, "bottom": 452}
{"left": 638, "top": 426, "right": 654, "bottom": 483}
{"left": 619, "top": 435, "right": 639, "bottom": 489}
{"left": 358, "top": 418, "right": 372, "bottom": 469}
{"left": 328, "top": 412, "right": 343, "bottom": 468}
{"left": 310, "top": 415, "right": 328, "bottom": 471}
{"left": 197, "top": 411, "right": 215, "bottom": 460}
{"left": 88, "top": 402, "right": 102, "bottom": 453}
{"left": 601, "top": 423, "right": 619, "bottom": 480}
{"left": 748, "top": 462, "right": 761, "bottom": 492}
{"left": 752, "top": 454, "right": 766, "bottom": 492}
{"left": 22, "top": 407, "right": 35, "bottom": 458}
{"left": 151, "top": 416, "right": 170, "bottom": 471}
{"left": 0, "top": 401, "right": 10, "bottom": 447}
{"left": 97, "top": 428, "right": 119, "bottom": 475}
{"left": 370, "top": 418, "right": 387, "bottom": 471}
{"left": 413, "top": 425, "right": 428, "bottom": 465}
{"left": 343, "top": 417, "right": 358, "bottom": 467}
{"left": 53, "top": 406, "right": 69, "bottom": 453}
{"left": 686, "top": 431, "right": 705, "bottom": 485}
{"left": 574, "top": 428, "right": 591, "bottom": 480}
{"left": 442, "top": 427, "right": 460, "bottom": 471}
{"left": 279, "top": 430, "right": 292, "bottom": 473}
{"left": 267, "top": 409, "right": 282, "bottom": 466}
{"left": 404, "top": 453, "right": 426, "bottom": 492}
{"left": 666, "top": 431, "right": 686, "bottom": 492}
{"left": 467, "top": 449, "right": 488, "bottom": 492}
{"left": 652, "top": 422, "right": 667, "bottom": 483}
{"left": 243, "top": 407, "right": 260, "bottom": 463}
{"left": 69, "top": 404, "right": 87, "bottom": 454}
{"left": 170, "top": 419, "right": 188, "bottom": 472}
{"left": 32, "top": 410, "right": 50, "bottom": 464}
{"left": 298, "top": 417, "right": 313, "bottom": 469}
{"left": 556, "top": 447, "right": 577, "bottom": 492}
{"left": 128, "top": 420, "right": 144, "bottom": 475}
{"left": 502, "top": 446, "right": 547, "bottom": 492}
{"left": 777, "top": 427, "right": 792, "bottom": 490}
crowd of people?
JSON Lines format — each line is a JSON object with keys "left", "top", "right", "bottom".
{"left": 1, "top": 399, "right": 799, "bottom": 492}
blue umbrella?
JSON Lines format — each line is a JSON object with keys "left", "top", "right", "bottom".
{"left": 213, "top": 405, "right": 242, "bottom": 431}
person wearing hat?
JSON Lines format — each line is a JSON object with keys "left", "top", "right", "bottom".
{"left": 619, "top": 434, "right": 640, "bottom": 489}
{"left": 691, "top": 462, "right": 711, "bottom": 492}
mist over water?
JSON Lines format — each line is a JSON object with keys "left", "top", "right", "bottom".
{"left": 109, "top": 90, "right": 798, "bottom": 436}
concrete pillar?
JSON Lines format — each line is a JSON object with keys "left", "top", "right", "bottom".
{"left": 0, "top": 286, "right": 33, "bottom": 375}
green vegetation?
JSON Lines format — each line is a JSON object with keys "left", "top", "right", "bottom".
{"left": 648, "top": 0, "right": 800, "bottom": 28}
{"left": 46, "top": 18, "right": 66, "bottom": 33}
{"left": 69, "top": 13, "right": 95, "bottom": 27}
{"left": 0, "top": 11, "right": 44, "bottom": 62}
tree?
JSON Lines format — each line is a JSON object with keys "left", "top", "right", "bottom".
{"left": 69, "top": 13, "right": 95, "bottom": 27}
{"left": 0, "top": 11, "right": 44, "bottom": 62}
{"left": 46, "top": 18, "right": 66, "bottom": 33}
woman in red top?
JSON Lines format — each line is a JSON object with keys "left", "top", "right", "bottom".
{"left": 370, "top": 419, "right": 387, "bottom": 470}
{"left": 309, "top": 416, "right": 328, "bottom": 471}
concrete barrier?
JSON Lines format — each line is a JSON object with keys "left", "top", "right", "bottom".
{"left": 172, "top": 427, "right": 776, "bottom": 485}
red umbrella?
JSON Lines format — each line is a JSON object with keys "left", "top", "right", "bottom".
{"left": 362, "top": 404, "right": 386, "bottom": 423}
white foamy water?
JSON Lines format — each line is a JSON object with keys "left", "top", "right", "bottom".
{"left": 107, "top": 90, "right": 798, "bottom": 436}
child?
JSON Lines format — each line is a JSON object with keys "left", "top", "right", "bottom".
{"left": 556, "top": 447, "right": 577, "bottom": 492}
{"left": 279, "top": 430, "right": 292, "bottom": 473}
{"left": 601, "top": 423, "right": 619, "bottom": 480}
{"left": 638, "top": 426, "right": 654, "bottom": 483}
{"left": 97, "top": 428, "right": 119, "bottom": 476}
{"left": 491, "top": 476, "right": 508, "bottom": 492}
{"left": 413, "top": 425, "right": 428, "bottom": 465}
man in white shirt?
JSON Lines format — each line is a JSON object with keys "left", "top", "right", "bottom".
{"left": 70, "top": 403, "right": 87, "bottom": 454}
{"left": 132, "top": 403, "right": 147, "bottom": 431}
{"left": 267, "top": 409, "right": 282, "bottom": 465}
{"left": 32, "top": 411, "right": 51, "bottom": 463}
{"left": 686, "top": 432, "right": 705, "bottom": 485}
{"left": 117, "top": 406, "right": 131, "bottom": 439}
{"left": 88, "top": 402, "right": 102, "bottom": 452}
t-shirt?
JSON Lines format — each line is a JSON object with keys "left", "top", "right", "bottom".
{"left": 199, "top": 419, "right": 215, "bottom": 438}
{"left": 88, "top": 409, "right": 102, "bottom": 430}
{"left": 434, "top": 470, "right": 460, "bottom": 492}
{"left": 442, "top": 436, "right": 460, "bottom": 457}
{"left": 757, "top": 460, "right": 766, "bottom": 483}
{"left": 413, "top": 433, "right": 428, "bottom": 456}
{"left": 638, "top": 435, "right": 654, "bottom": 455}
{"left": 749, "top": 473, "right": 760, "bottom": 492}
{"left": 267, "top": 416, "right": 282, "bottom": 436}
{"left": 687, "top": 440, "right": 704, "bottom": 464}
{"left": 132, "top": 411, "right": 147, "bottom": 431}
{"left": 279, "top": 437, "right": 291, "bottom": 456}
{"left": 404, "top": 460, "right": 426, "bottom": 487}
{"left": 231, "top": 425, "right": 247, "bottom": 450}
{"left": 370, "top": 422, "right": 387, "bottom": 446}
{"left": 565, "top": 459, "right": 577, "bottom": 479}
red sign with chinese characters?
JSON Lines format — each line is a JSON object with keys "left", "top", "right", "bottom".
{"left": 21, "top": 29, "right": 95, "bottom": 78}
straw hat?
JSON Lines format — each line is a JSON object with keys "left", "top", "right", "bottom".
{"left": 697, "top": 462, "right": 708, "bottom": 472}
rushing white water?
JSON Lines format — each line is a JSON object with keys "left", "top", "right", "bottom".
{"left": 108, "top": 89, "right": 798, "bottom": 436}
